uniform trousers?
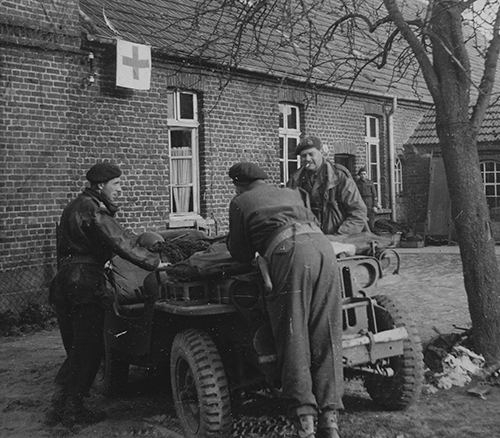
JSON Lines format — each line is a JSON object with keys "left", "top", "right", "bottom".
{"left": 55, "top": 302, "right": 105, "bottom": 399}
{"left": 265, "top": 232, "right": 344, "bottom": 415}
{"left": 362, "top": 197, "right": 377, "bottom": 231}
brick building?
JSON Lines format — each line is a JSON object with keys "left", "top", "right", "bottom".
{"left": 0, "top": 0, "right": 449, "bottom": 309}
{"left": 405, "top": 103, "right": 500, "bottom": 239}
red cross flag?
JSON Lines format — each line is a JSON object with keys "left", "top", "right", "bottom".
{"left": 116, "top": 39, "right": 151, "bottom": 90}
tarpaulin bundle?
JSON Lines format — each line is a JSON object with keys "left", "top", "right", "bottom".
{"left": 156, "top": 237, "right": 211, "bottom": 264}
{"left": 111, "top": 229, "right": 212, "bottom": 304}
{"left": 165, "top": 242, "right": 252, "bottom": 282}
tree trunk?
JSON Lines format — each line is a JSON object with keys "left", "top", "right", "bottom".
{"left": 436, "top": 117, "right": 500, "bottom": 364}
{"left": 386, "top": 0, "right": 500, "bottom": 365}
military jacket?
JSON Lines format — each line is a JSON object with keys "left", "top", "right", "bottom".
{"left": 227, "top": 183, "right": 317, "bottom": 263}
{"left": 50, "top": 188, "right": 159, "bottom": 306}
{"left": 288, "top": 160, "right": 368, "bottom": 235}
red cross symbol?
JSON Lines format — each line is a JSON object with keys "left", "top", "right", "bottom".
{"left": 122, "top": 45, "right": 150, "bottom": 80}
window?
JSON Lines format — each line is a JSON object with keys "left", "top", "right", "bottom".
{"left": 279, "top": 103, "right": 301, "bottom": 185}
{"left": 480, "top": 161, "right": 500, "bottom": 209}
{"left": 364, "top": 115, "right": 381, "bottom": 202}
{"left": 395, "top": 158, "right": 403, "bottom": 195}
{"left": 167, "top": 90, "right": 199, "bottom": 216}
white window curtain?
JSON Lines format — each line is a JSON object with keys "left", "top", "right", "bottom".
{"left": 171, "top": 147, "right": 192, "bottom": 212}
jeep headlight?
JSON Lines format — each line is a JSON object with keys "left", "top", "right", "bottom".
{"left": 350, "top": 262, "right": 378, "bottom": 289}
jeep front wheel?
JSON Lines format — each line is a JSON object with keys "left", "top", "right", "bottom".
{"left": 170, "top": 329, "right": 232, "bottom": 438}
{"left": 364, "top": 294, "right": 424, "bottom": 410}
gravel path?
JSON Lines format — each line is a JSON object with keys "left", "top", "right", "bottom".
{"left": 379, "top": 251, "right": 470, "bottom": 343}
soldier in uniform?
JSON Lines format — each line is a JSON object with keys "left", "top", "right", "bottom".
{"left": 355, "top": 167, "right": 380, "bottom": 231}
{"left": 227, "top": 162, "right": 343, "bottom": 438}
{"left": 47, "top": 162, "right": 168, "bottom": 427}
{"left": 287, "top": 136, "right": 368, "bottom": 235}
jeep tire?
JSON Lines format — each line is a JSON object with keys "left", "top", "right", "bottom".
{"left": 364, "top": 294, "right": 424, "bottom": 409}
{"left": 170, "top": 328, "right": 232, "bottom": 438}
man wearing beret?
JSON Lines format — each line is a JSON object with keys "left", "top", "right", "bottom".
{"left": 288, "top": 136, "right": 368, "bottom": 235}
{"left": 47, "top": 162, "right": 168, "bottom": 427}
{"left": 227, "top": 162, "right": 343, "bottom": 438}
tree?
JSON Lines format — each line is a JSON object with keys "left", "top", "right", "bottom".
{"left": 378, "top": 0, "right": 500, "bottom": 366}
{"left": 337, "top": 0, "right": 500, "bottom": 366}
{"left": 164, "top": 0, "right": 500, "bottom": 364}
{"left": 394, "top": 0, "right": 500, "bottom": 367}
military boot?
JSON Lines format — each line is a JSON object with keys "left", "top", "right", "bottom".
{"left": 60, "top": 395, "right": 106, "bottom": 427}
{"left": 317, "top": 410, "right": 340, "bottom": 438}
{"left": 44, "top": 387, "right": 67, "bottom": 426}
{"left": 294, "top": 414, "right": 316, "bottom": 438}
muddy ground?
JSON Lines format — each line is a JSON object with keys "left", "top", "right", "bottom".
{"left": 1, "top": 252, "right": 500, "bottom": 438}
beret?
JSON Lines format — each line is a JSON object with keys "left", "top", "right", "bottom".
{"left": 295, "top": 136, "right": 322, "bottom": 156}
{"left": 228, "top": 162, "right": 268, "bottom": 184}
{"left": 86, "top": 162, "right": 122, "bottom": 183}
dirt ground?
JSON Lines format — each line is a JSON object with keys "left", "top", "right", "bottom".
{"left": 1, "top": 251, "right": 500, "bottom": 438}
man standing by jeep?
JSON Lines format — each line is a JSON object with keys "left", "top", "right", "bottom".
{"left": 47, "top": 162, "right": 167, "bottom": 427}
{"left": 227, "top": 162, "right": 343, "bottom": 438}
{"left": 287, "top": 136, "right": 368, "bottom": 235}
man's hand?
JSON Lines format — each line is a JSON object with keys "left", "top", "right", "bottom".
{"left": 330, "top": 242, "right": 356, "bottom": 257}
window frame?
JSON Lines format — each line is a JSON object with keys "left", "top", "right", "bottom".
{"left": 167, "top": 90, "right": 200, "bottom": 218}
{"left": 167, "top": 90, "right": 198, "bottom": 127}
{"left": 395, "top": 157, "right": 403, "bottom": 195}
{"left": 480, "top": 160, "right": 500, "bottom": 209}
{"left": 278, "top": 103, "right": 301, "bottom": 185}
{"left": 364, "top": 115, "right": 382, "bottom": 202}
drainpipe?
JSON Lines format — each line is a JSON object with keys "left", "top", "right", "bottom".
{"left": 387, "top": 97, "right": 398, "bottom": 222}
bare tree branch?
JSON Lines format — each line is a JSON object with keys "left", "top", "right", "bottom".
{"left": 471, "top": 5, "right": 500, "bottom": 129}
{"left": 383, "top": 0, "right": 441, "bottom": 100}
{"left": 376, "top": 28, "right": 400, "bottom": 68}
{"left": 448, "top": 2, "right": 472, "bottom": 78}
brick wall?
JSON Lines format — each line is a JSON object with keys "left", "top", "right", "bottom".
{"left": 393, "top": 103, "right": 431, "bottom": 224}
{"left": 1, "top": 0, "right": 81, "bottom": 306}
{"left": 400, "top": 145, "right": 433, "bottom": 227}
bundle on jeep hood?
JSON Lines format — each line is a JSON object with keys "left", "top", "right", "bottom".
{"left": 164, "top": 241, "right": 252, "bottom": 281}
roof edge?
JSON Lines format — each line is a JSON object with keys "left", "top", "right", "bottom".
{"left": 82, "top": 30, "right": 434, "bottom": 106}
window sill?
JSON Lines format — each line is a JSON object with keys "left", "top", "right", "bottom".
{"left": 167, "top": 215, "right": 215, "bottom": 232}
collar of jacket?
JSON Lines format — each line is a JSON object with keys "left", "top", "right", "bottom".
{"left": 83, "top": 187, "right": 119, "bottom": 216}
{"left": 316, "top": 160, "right": 341, "bottom": 199}
{"left": 289, "top": 159, "right": 341, "bottom": 192}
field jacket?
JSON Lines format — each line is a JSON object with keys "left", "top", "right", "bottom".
{"left": 288, "top": 160, "right": 368, "bottom": 235}
{"left": 50, "top": 188, "right": 159, "bottom": 306}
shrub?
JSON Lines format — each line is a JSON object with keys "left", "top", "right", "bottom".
{"left": 0, "top": 303, "right": 56, "bottom": 336}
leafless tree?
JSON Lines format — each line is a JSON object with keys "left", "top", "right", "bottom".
{"left": 378, "top": 0, "right": 500, "bottom": 367}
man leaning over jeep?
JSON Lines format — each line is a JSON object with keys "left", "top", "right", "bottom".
{"left": 227, "top": 162, "right": 343, "bottom": 438}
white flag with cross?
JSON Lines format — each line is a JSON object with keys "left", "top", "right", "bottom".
{"left": 116, "top": 39, "right": 151, "bottom": 90}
